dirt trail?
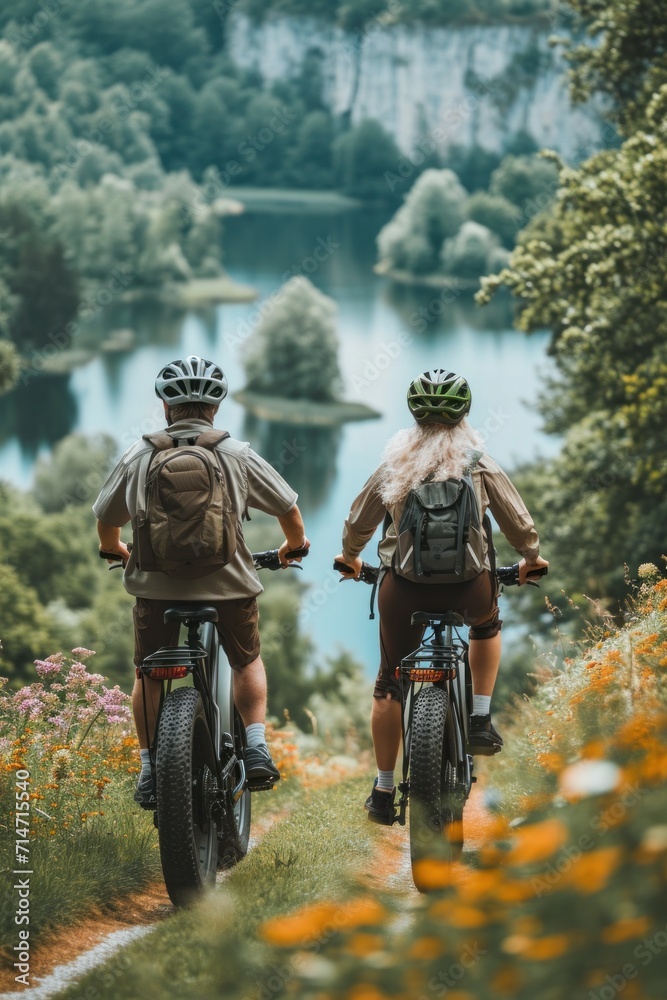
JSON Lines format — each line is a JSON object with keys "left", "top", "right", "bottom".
{"left": 0, "top": 809, "right": 283, "bottom": 997}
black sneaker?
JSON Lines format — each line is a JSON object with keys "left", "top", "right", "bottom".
{"left": 467, "top": 714, "right": 503, "bottom": 756}
{"left": 364, "top": 779, "right": 397, "bottom": 825}
{"left": 134, "top": 768, "right": 156, "bottom": 809}
{"left": 245, "top": 744, "right": 280, "bottom": 787}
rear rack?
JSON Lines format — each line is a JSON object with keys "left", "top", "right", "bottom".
{"left": 140, "top": 645, "right": 206, "bottom": 676}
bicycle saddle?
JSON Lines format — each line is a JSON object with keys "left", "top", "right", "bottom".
{"left": 411, "top": 612, "right": 464, "bottom": 627}
{"left": 163, "top": 606, "right": 219, "bottom": 624}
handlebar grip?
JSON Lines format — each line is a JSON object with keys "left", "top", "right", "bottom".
{"left": 284, "top": 544, "right": 310, "bottom": 560}
{"left": 99, "top": 550, "right": 124, "bottom": 561}
{"left": 333, "top": 559, "right": 355, "bottom": 575}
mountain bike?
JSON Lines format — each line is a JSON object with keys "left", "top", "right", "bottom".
{"left": 101, "top": 544, "right": 308, "bottom": 907}
{"left": 333, "top": 559, "right": 547, "bottom": 890}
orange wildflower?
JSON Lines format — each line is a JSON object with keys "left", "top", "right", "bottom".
{"left": 506, "top": 819, "right": 569, "bottom": 866}
{"left": 412, "top": 859, "right": 452, "bottom": 891}
{"left": 491, "top": 965, "right": 523, "bottom": 994}
{"left": 261, "top": 902, "right": 340, "bottom": 947}
{"left": 407, "top": 936, "right": 443, "bottom": 960}
{"left": 601, "top": 917, "right": 651, "bottom": 943}
{"left": 561, "top": 846, "right": 622, "bottom": 894}
{"left": 346, "top": 934, "right": 385, "bottom": 958}
{"left": 521, "top": 933, "right": 571, "bottom": 961}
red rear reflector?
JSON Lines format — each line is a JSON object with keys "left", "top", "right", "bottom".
{"left": 146, "top": 666, "right": 189, "bottom": 679}
{"left": 408, "top": 669, "right": 445, "bottom": 682}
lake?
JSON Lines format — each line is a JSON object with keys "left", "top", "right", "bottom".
{"left": 0, "top": 204, "right": 558, "bottom": 678}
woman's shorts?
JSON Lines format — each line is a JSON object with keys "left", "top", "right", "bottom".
{"left": 375, "top": 569, "right": 502, "bottom": 700}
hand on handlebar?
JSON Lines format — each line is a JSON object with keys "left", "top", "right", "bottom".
{"left": 278, "top": 538, "right": 310, "bottom": 567}
{"left": 333, "top": 553, "right": 363, "bottom": 581}
{"left": 99, "top": 542, "right": 130, "bottom": 568}
{"left": 518, "top": 555, "right": 549, "bottom": 586}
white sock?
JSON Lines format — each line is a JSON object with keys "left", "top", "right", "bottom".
{"left": 376, "top": 769, "right": 395, "bottom": 792}
{"left": 472, "top": 695, "right": 491, "bottom": 716}
{"left": 246, "top": 723, "right": 266, "bottom": 749}
{"left": 139, "top": 748, "right": 152, "bottom": 773}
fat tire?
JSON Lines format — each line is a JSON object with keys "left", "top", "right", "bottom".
{"left": 409, "top": 685, "right": 462, "bottom": 887}
{"left": 156, "top": 687, "right": 218, "bottom": 906}
{"left": 217, "top": 708, "right": 251, "bottom": 870}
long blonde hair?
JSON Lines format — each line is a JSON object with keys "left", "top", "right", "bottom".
{"left": 379, "top": 419, "right": 485, "bottom": 506}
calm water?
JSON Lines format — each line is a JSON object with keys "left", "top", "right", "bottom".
{"left": 0, "top": 206, "right": 557, "bottom": 676}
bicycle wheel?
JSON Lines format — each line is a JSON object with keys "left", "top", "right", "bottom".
{"left": 409, "top": 685, "right": 463, "bottom": 888}
{"left": 156, "top": 687, "right": 219, "bottom": 906}
{"left": 209, "top": 635, "right": 251, "bottom": 870}
{"left": 217, "top": 706, "right": 251, "bottom": 870}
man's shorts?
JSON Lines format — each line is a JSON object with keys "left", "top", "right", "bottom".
{"left": 133, "top": 597, "right": 260, "bottom": 677}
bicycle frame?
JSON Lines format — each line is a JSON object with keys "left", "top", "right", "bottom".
{"left": 395, "top": 618, "right": 473, "bottom": 825}
{"left": 140, "top": 616, "right": 230, "bottom": 795}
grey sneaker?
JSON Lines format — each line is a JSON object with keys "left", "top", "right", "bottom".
{"left": 134, "top": 768, "right": 156, "bottom": 809}
{"left": 467, "top": 714, "right": 503, "bottom": 756}
{"left": 245, "top": 744, "right": 280, "bottom": 787}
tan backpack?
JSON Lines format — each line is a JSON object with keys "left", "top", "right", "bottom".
{"left": 133, "top": 429, "right": 237, "bottom": 579}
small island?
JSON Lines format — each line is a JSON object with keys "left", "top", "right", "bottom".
{"left": 234, "top": 276, "right": 380, "bottom": 426}
{"left": 375, "top": 159, "right": 558, "bottom": 289}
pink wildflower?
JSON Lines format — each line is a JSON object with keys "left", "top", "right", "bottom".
{"left": 71, "top": 648, "right": 96, "bottom": 658}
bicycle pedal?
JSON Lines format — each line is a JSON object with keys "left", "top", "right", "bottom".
{"left": 248, "top": 780, "right": 278, "bottom": 792}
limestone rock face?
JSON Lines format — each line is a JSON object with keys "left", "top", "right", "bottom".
{"left": 227, "top": 13, "right": 602, "bottom": 162}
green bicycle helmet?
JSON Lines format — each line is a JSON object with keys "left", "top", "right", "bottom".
{"left": 407, "top": 369, "right": 472, "bottom": 425}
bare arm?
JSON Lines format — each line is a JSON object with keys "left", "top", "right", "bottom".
{"left": 97, "top": 520, "right": 130, "bottom": 565}
{"left": 277, "top": 504, "right": 309, "bottom": 565}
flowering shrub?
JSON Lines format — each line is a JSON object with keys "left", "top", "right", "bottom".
{"left": 1, "top": 648, "right": 138, "bottom": 833}
{"left": 254, "top": 574, "right": 667, "bottom": 1000}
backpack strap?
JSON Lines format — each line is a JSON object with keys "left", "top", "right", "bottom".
{"left": 455, "top": 481, "right": 469, "bottom": 577}
{"left": 194, "top": 429, "right": 230, "bottom": 450}
{"left": 142, "top": 431, "right": 176, "bottom": 452}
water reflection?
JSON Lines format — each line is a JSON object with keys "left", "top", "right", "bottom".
{"left": 242, "top": 413, "right": 341, "bottom": 515}
{"left": 382, "top": 282, "right": 516, "bottom": 335}
{"left": 0, "top": 374, "right": 77, "bottom": 453}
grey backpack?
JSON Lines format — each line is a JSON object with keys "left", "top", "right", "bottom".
{"left": 394, "top": 458, "right": 486, "bottom": 584}
{"left": 133, "top": 429, "right": 237, "bottom": 579}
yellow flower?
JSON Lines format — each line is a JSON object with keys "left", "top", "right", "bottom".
{"left": 521, "top": 934, "right": 571, "bottom": 961}
{"left": 407, "top": 936, "right": 443, "bottom": 960}
{"left": 345, "top": 933, "right": 385, "bottom": 958}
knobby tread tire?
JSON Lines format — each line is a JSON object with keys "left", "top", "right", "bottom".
{"left": 217, "top": 708, "right": 251, "bottom": 870}
{"left": 156, "top": 686, "right": 218, "bottom": 906}
{"left": 410, "top": 685, "right": 463, "bottom": 884}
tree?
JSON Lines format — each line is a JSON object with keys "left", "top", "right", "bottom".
{"left": 376, "top": 168, "right": 469, "bottom": 274}
{"left": 333, "top": 119, "right": 402, "bottom": 199}
{"left": 478, "top": 85, "right": 667, "bottom": 604}
{"left": 0, "top": 340, "right": 20, "bottom": 394}
{"left": 0, "top": 564, "right": 58, "bottom": 684}
{"left": 563, "top": 0, "right": 667, "bottom": 132}
{"left": 32, "top": 433, "right": 118, "bottom": 513}
{"left": 441, "top": 220, "right": 508, "bottom": 279}
{"left": 489, "top": 153, "right": 559, "bottom": 214}
{"left": 465, "top": 191, "right": 521, "bottom": 248}
{"left": 244, "top": 277, "right": 342, "bottom": 402}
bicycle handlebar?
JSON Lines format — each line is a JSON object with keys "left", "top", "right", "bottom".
{"left": 100, "top": 544, "right": 310, "bottom": 572}
{"left": 332, "top": 559, "right": 547, "bottom": 588}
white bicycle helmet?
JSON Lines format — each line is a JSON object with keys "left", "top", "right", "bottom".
{"left": 155, "top": 356, "right": 228, "bottom": 406}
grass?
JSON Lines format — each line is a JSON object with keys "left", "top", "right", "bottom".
{"left": 0, "top": 792, "right": 160, "bottom": 949}
{"left": 55, "top": 774, "right": 375, "bottom": 1000}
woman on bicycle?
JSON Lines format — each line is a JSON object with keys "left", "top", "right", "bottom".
{"left": 334, "top": 369, "right": 548, "bottom": 824}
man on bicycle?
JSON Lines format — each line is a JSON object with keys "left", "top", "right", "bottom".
{"left": 334, "top": 369, "right": 548, "bottom": 824}
{"left": 92, "top": 356, "right": 309, "bottom": 807}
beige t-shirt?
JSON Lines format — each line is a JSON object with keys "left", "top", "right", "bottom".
{"left": 341, "top": 452, "right": 540, "bottom": 570}
{"left": 92, "top": 420, "right": 297, "bottom": 600}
